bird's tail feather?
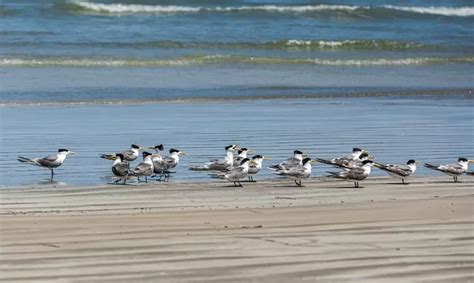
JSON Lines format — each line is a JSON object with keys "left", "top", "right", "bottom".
{"left": 315, "top": 158, "right": 334, "bottom": 165}
{"left": 325, "top": 171, "right": 340, "bottom": 178}
{"left": 17, "top": 156, "right": 39, "bottom": 166}
{"left": 100, "top": 154, "right": 116, "bottom": 160}
{"left": 424, "top": 163, "right": 439, "bottom": 171}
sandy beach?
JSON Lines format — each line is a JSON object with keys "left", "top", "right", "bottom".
{"left": 1, "top": 176, "right": 473, "bottom": 282}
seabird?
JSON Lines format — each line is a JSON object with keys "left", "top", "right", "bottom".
{"left": 17, "top": 149, "right": 76, "bottom": 180}
{"left": 274, "top": 157, "right": 314, "bottom": 187}
{"left": 189, "top": 144, "right": 239, "bottom": 171}
{"left": 132, "top": 152, "right": 154, "bottom": 183}
{"left": 217, "top": 158, "right": 251, "bottom": 187}
{"left": 111, "top": 153, "right": 131, "bottom": 184}
{"left": 374, "top": 159, "right": 417, "bottom": 184}
{"left": 316, "top": 148, "right": 368, "bottom": 169}
{"left": 153, "top": 148, "right": 186, "bottom": 181}
{"left": 327, "top": 160, "right": 374, "bottom": 188}
{"left": 247, "top": 155, "right": 270, "bottom": 182}
{"left": 233, "top": 148, "right": 252, "bottom": 165}
{"left": 100, "top": 144, "right": 142, "bottom": 162}
{"left": 424, "top": 158, "right": 472, "bottom": 182}
{"left": 148, "top": 144, "right": 164, "bottom": 154}
{"left": 269, "top": 150, "right": 304, "bottom": 171}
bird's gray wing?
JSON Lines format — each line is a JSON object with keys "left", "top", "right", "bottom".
{"left": 113, "top": 162, "right": 130, "bottom": 177}
{"left": 134, "top": 163, "right": 152, "bottom": 175}
{"left": 122, "top": 149, "right": 136, "bottom": 161}
{"left": 438, "top": 164, "right": 465, "bottom": 175}
{"left": 346, "top": 167, "right": 367, "bottom": 180}
{"left": 385, "top": 164, "right": 412, "bottom": 177}
{"left": 37, "top": 155, "right": 61, "bottom": 168}
{"left": 226, "top": 166, "right": 247, "bottom": 180}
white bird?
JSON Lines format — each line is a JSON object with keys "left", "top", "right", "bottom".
{"left": 316, "top": 148, "right": 367, "bottom": 169}
{"left": 424, "top": 158, "right": 472, "bottom": 182}
{"left": 327, "top": 160, "right": 374, "bottom": 188}
{"left": 218, "top": 158, "right": 251, "bottom": 187}
{"left": 247, "top": 155, "right": 270, "bottom": 182}
{"left": 111, "top": 153, "right": 131, "bottom": 184}
{"left": 269, "top": 150, "right": 304, "bottom": 171}
{"left": 274, "top": 157, "right": 314, "bottom": 187}
{"left": 153, "top": 148, "right": 186, "bottom": 181}
{"left": 374, "top": 159, "right": 417, "bottom": 184}
{"left": 100, "top": 144, "right": 141, "bottom": 162}
{"left": 18, "top": 149, "right": 76, "bottom": 180}
{"left": 132, "top": 152, "right": 154, "bottom": 183}
{"left": 189, "top": 144, "right": 239, "bottom": 171}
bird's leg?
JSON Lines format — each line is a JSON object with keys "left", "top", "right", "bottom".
{"left": 50, "top": 169, "right": 54, "bottom": 180}
{"left": 115, "top": 178, "right": 121, "bottom": 184}
{"left": 233, "top": 181, "right": 237, "bottom": 187}
{"left": 402, "top": 178, "right": 405, "bottom": 184}
{"left": 238, "top": 181, "right": 243, "bottom": 187}
{"left": 123, "top": 178, "right": 127, "bottom": 185}
{"left": 145, "top": 176, "right": 148, "bottom": 183}
{"left": 354, "top": 182, "right": 359, "bottom": 188}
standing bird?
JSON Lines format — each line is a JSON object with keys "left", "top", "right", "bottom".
{"left": 316, "top": 148, "right": 367, "bottom": 169}
{"left": 189, "top": 144, "right": 239, "bottom": 171}
{"left": 269, "top": 150, "right": 304, "bottom": 171}
{"left": 132, "top": 152, "right": 154, "bottom": 183}
{"left": 247, "top": 155, "right": 270, "bottom": 182}
{"left": 18, "top": 149, "right": 76, "bottom": 180}
{"left": 374, "top": 159, "right": 417, "bottom": 184}
{"left": 327, "top": 160, "right": 374, "bottom": 188}
{"left": 111, "top": 153, "right": 130, "bottom": 184}
{"left": 274, "top": 157, "right": 314, "bottom": 187}
{"left": 424, "top": 158, "right": 472, "bottom": 182}
{"left": 218, "top": 158, "right": 251, "bottom": 187}
{"left": 233, "top": 148, "right": 252, "bottom": 165}
{"left": 153, "top": 148, "right": 186, "bottom": 181}
{"left": 100, "top": 144, "right": 142, "bottom": 162}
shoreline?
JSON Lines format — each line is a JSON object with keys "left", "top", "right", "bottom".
{"left": 1, "top": 176, "right": 473, "bottom": 281}
{"left": 1, "top": 87, "right": 472, "bottom": 108}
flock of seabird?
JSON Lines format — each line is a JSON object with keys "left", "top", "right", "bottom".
{"left": 17, "top": 145, "right": 473, "bottom": 187}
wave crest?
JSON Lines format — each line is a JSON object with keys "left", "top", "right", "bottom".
{"left": 1, "top": 55, "right": 472, "bottom": 67}
{"left": 64, "top": 1, "right": 474, "bottom": 17}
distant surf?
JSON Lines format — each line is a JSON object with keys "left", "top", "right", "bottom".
{"left": 2, "top": 55, "right": 472, "bottom": 67}
{"left": 64, "top": 1, "right": 474, "bottom": 17}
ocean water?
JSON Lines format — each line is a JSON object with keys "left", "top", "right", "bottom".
{"left": 0, "top": 0, "right": 473, "bottom": 186}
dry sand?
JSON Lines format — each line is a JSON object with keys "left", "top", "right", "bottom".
{"left": 1, "top": 176, "right": 473, "bottom": 282}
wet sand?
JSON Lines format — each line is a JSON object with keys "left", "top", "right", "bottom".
{"left": 1, "top": 176, "right": 473, "bottom": 282}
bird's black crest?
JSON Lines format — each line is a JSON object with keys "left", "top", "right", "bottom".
{"left": 302, "top": 157, "right": 312, "bottom": 164}
{"left": 352, "top": 148, "right": 362, "bottom": 153}
{"left": 155, "top": 144, "right": 164, "bottom": 151}
{"left": 142, "top": 151, "right": 152, "bottom": 157}
{"left": 252, "top": 155, "right": 263, "bottom": 159}
{"left": 294, "top": 150, "right": 303, "bottom": 155}
{"left": 170, "top": 148, "right": 180, "bottom": 154}
{"left": 117, "top": 153, "right": 125, "bottom": 160}
{"left": 362, "top": 160, "right": 374, "bottom": 165}
{"left": 131, "top": 144, "right": 140, "bottom": 149}
{"left": 58, "top": 149, "right": 69, "bottom": 152}
{"left": 225, "top": 145, "right": 236, "bottom": 150}
{"left": 240, "top": 158, "right": 251, "bottom": 165}
{"left": 407, "top": 159, "right": 416, "bottom": 165}
{"left": 458, "top": 157, "right": 468, "bottom": 162}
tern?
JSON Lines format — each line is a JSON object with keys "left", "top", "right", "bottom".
{"left": 269, "top": 150, "right": 304, "bottom": 171}
{"left": 18, "top": 149, "right": 76, "bottom": 180}
{"left": 327, "top": 160, "right": 374, "bottom": 188}
{"left": 189, "top": 144, "right": 239, "bottom": 171}
{"left": 132, "top": 152, "right": 154, "bottom": 183}
{"left": 153, "top": 148, "right": 186, "bottom": 181}
{"left": 247, "top": 155, "right": 270, "bottom": 182}
{"left": 148, "top": 144, "right": 164, "bottom": 154}
{"left": 216, "top": 158, "right": 251, "bottom": 187}
{"left": 374, "top": 159, "right": 417, "bottom": 184}
{"left": 100, "top": 144, "right": 141, "bottom": 162}
{"left": 316, "top": 148, "right": 368, "bottom": 169}
{"left": 274, "top": 157, "right": 314, "bottom": 187}
{"left": 424, "top": 158, "right": 472, "bottom": 182}
{"left": 111, "top": 153, "right": 131, "bottom": 184}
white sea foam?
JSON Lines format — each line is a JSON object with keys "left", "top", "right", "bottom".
{"left": 383, "top": 5, "right": 474, "bottom": 17}
{"left": 69, "top": 1, "right": 474, "bottom": 17}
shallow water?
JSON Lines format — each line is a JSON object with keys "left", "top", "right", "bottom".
{"left": 1, "top": 95, "right": 473, "bottom": 187}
